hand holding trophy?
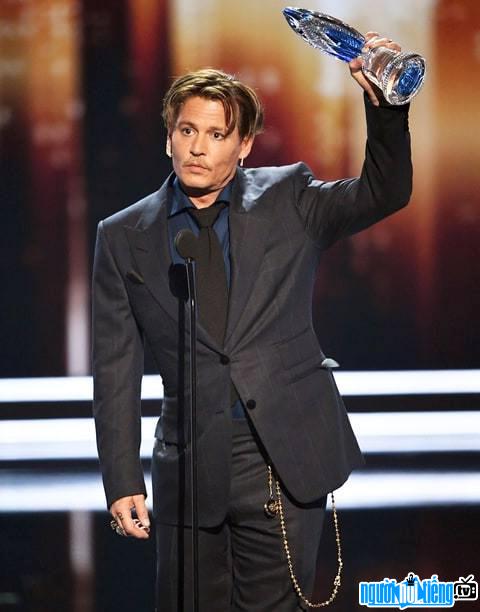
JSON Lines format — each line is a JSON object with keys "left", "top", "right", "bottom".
{"left": 283, "top": 7, "right": 426, "bottom": 105}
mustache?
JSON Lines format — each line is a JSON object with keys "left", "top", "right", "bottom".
{"left": 183, "top": 160, "right": 210, "bottom": 170}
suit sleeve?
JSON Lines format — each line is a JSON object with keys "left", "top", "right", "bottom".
{"left": 92, "top": 220, "right": 146, "bottom": 509}
{"left": 294, "top": 93, "right": 413, "bottom": 248}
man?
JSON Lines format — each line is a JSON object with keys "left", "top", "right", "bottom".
{"left": 93, "top": 33, "right": 412, "bottom": 611}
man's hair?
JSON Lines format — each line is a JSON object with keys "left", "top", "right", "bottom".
{"left": 162, "top": 68, "right": 264, "bottom": 140}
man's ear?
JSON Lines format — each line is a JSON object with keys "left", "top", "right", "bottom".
{"left": 166, "top": 137, "right": 172, "bottom": 158}
{"left": 239, "top": 136, "right": 254, "bottom": 163}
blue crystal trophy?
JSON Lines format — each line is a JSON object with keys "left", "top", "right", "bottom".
{"left": 283, "top": 7, "right": 426, "bottom": 105}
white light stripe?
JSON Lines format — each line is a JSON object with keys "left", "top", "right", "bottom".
{"left": 0, "top": 376, "right": 164, "bottom": 402}
{"left": 335, "top": 370, "right": 480, "bottom": 396}
{"left": 0, "top": 370, "right": 479, "bottom": 403}
{"left": 332, "top": 472, "right": 480, "bottom": 509}
{"left": 1, "top": 411, "right": 479, "bottom": 460}
{"left": 349, "top": 411, "right": 480, "bottom": 453}
{"left": 0, "top": 471, "right": 479, "bottom": 512}
{"left": 0, "top": 376, "right": 94, "bottom": 402}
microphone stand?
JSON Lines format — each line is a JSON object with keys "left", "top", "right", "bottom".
{"left": 185, "top": 256, "right": 199, "bottom": 612}
{"left": 174, "top": 230, "right": 199, "bottom": 612}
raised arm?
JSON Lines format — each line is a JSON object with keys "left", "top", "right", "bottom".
{"left": 294, "top": 34, "right": 412, "bottom": 248}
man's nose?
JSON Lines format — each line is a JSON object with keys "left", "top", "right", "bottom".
{"left": 190, "top": 134, "right": 207, "bottom": 156}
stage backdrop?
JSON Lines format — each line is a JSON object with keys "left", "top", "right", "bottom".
{"left": 0, "top": 0, "right": 479, "bottom": 376}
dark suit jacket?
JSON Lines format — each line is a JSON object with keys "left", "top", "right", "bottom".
{"left": 92, "top": 96, "right": 412, "bottom": 526}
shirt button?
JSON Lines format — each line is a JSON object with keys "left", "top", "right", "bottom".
{"left": 219, "top": 354, "right": 230, "bottom": 365}
{"left": 246, "top": 399, "right": 256, "bottom": 410}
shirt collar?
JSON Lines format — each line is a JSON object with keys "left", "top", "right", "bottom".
{"left": 169, "top": 176, "right": 233, "bottom": 218}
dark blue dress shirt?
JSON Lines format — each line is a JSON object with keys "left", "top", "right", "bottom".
{"left": 167, "top": 176, "right": 245, "bottom": 419}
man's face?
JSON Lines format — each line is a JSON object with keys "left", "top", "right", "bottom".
{"left": 168, "top": 96, "right": 253, "bottom": 206}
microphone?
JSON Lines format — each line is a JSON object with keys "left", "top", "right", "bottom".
{"left": 175, "top": 229, "right": 198, "bottom": 260}
{"left": 169, "top": 264, "right": 188, "bottom": 301}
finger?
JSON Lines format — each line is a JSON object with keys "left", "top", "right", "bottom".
{"left": 350, "top": 71, "right": 380, "bottom": 105}
{"left": 364, "top": 37, "right": 402, "bottom": 53}
{"left": 124, "top": 506, "right": 149, "bottom": 539}
{"left": 363, "top": 82, "right": 380, "bottom": 106}
{"left": 111, "top": 498, "right": 147, "bottom": 539}
{"left": 363, "top": 36, "right": 388, "bottom": 51}
{"left": 364, "top": 31, "right": 380, "bottom": 41}
{"left": 133, "top": 494, "right": 151, "bottom": 532}
{"left": 111, "top": 522, "right": 124, "bottom": 537}
{"left": 110, "top": 503, "right": 129, "bottom": 536}
{"left": 386, "top": 42, "right": 401, "bottom": 52}
{"left": 110, "top": 517, "right": 126, "bottom": 536}
{"left": 119, "top": 495, "right": 150, "bottom": 540}
{"left": 365, "top": 85, "right": 380, "bottom": 106}
{"left": 348, "top": 56, "right": 363, "bottom": 73}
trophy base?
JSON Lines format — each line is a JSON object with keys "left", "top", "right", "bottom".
{"left": 363, "top": 48, "right": 426, "bottom": 105}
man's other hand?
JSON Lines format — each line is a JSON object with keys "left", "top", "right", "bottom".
{"left": 110, "top": 494, "right": 151, "bottom": 539}
{"left": 349, "top": 32, "right": 402, "bottom": 106}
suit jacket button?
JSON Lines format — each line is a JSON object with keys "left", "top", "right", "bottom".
{"left": 219, "top": 354, "right": 230, "bottom": 365}
{"left": 246, "top": 399, "right": 256, "bottom": 410}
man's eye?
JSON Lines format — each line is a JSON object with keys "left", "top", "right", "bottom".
{"left": 181, "top": 127, "right": 193, "bottom": 135}
{"left": 213, "top": 132, "right": 224, "bottom": 140}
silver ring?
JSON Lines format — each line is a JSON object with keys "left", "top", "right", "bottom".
{"left": 110, "top": 518, "right": 126, "bottom": 537}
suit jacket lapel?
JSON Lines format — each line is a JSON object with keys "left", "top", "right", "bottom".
{"left": 123, "top": 177, "right": 222, "bottom": 352}
{"left": 123, "top": 182, "right": 179, "bottom": 324}
{"left": 224, "top": 169, "right": 270, "bottom": 349}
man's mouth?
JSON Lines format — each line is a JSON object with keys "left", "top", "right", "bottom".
{"left": 184, "top": 162, "right": 209, "bottom": 170}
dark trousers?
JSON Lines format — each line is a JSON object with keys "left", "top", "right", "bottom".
{"left": 155, "top": 418, "right": 327, "bottom": 612}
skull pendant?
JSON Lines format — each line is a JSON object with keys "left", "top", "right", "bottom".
{"left": 264, "top": 497, "right": 279, "bottom": 518}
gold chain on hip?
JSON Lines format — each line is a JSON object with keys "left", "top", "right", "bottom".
{"left": 265, "top": 465, "right": 343, "bottom": 608}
